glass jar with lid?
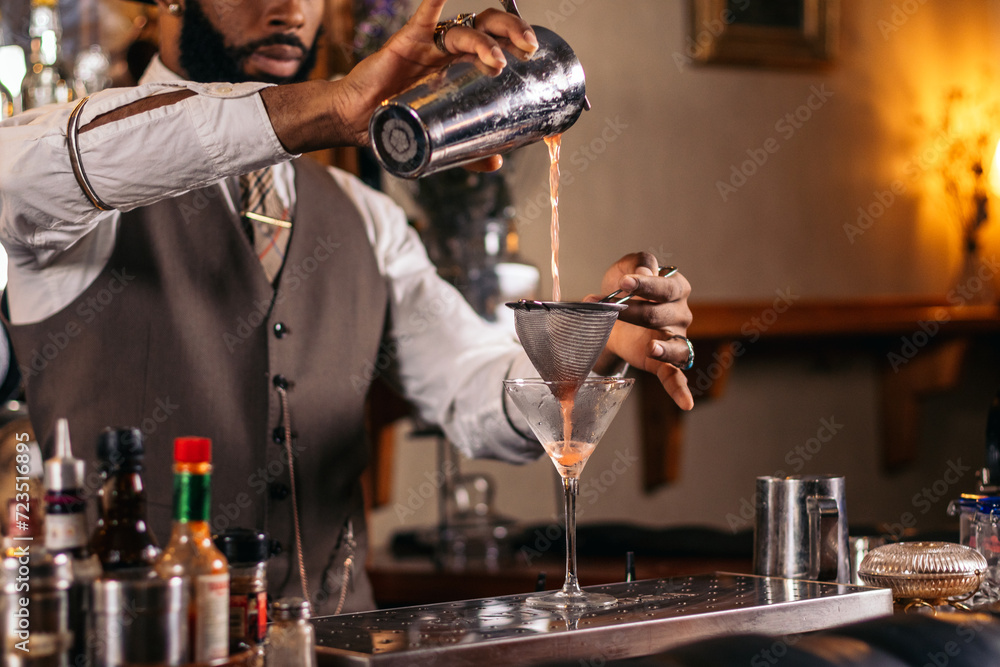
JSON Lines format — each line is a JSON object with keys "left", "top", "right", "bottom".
{"left": 266, "top": 597, "right": 316, "bottom": 667}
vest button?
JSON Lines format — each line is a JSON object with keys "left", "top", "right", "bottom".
{"left": 271, "top": 427, "right": 298, "bottom": 444}
{"left": 273, "top": 322, "right": 289, "bottom": 338}
{"left": 272, "top": 374, "right": 289, "bottom": 389}
{"left": 269, "top": 482, "right": 291, "bottom": 500}
{"left": 269, "top": 539, "right": 283, "bottom": 557}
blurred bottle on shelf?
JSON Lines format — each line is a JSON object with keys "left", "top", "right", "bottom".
{"left": 23, "top": 0, "right": 74, "bottom": 109}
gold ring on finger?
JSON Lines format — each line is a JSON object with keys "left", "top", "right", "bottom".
{"left": 434, "top": 13, "right": 477, "bottom": 55}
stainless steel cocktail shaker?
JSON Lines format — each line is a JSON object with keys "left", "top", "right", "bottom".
{"left": 369, "top": 26, "right": 588, "bottom": 178}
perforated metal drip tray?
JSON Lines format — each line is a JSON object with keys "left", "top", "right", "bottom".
{"left": 312, "top": 572, "right": 892, "bottom": 666}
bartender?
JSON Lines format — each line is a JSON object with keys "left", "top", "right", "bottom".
{"left": 0, "top": 0, "right": 693, "bottom": 613}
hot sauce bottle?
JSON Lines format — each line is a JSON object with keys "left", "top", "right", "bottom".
{"left": 155, "top": 436, "right": 229, "bottom": 661}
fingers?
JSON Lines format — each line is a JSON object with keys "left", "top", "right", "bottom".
{"left": 474, "top": 7, "right": 538, "bottom": 54}
{"left": 442, "top": 27, "right": 508, "bottom": 71}
{"left": 618, "top": 270, "right": 690, "bottom": 304}
{"left": 437, "top": 7, "right": 538, "bottom": 71}
{"left": 411, "top": 0, "right": 449, "bottom": 29}
{"left": 615, "top": 271, "right": 691, "bottom": 332}
{"left": 649, "top": 335, "right": 692, "bottom": 368}
{"left": 619, "top": 298, "right": 691, "bottom": 330}
{"left": 657, "top": 364, "right": 694, "bottom": 411}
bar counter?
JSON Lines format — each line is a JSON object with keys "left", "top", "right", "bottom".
{"left": 312, "top": 573, "right": 894, "bottom": 666}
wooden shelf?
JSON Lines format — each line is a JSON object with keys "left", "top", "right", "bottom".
{"left": 688, "top": 298, "right": 1000, "bottom": 340}
{"left": 640, "top": 298, "right": 1000, "bottom": 491}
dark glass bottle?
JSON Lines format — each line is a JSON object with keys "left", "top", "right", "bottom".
{"left": 90, "top": 427, "right": 161, "bottom": 573}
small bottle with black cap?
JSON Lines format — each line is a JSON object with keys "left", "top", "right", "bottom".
{"left": 214, "top": 528, "right": 269, "bottom": 664}
{"left": 90, "top": 427, "right": 161, "bottom": 574}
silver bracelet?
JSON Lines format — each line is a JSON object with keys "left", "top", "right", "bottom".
{"left": 67, "top": 96, "right": 112, "bottom": 211}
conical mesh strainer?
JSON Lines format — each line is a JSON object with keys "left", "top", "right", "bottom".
{"left": 507, "top": 300, "right": 627, "bottom": 384}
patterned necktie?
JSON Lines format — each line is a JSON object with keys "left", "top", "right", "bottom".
{"left": 239, "top": 167, "right": 291, "bottom": 283}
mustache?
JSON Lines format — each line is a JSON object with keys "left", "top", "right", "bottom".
{"left": 228, "top": 33, "right": 309, "bottom": 61}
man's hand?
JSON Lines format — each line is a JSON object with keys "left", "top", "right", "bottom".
{"left": 337, "top": 0, "right": 538, "bottom": 146}
{"left": 589, "top": 252, "right": 694, "bottom": 411}
{"left": 265, "top": 0, "right": 536, "bottom": 157}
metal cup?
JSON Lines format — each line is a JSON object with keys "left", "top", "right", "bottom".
{"left": 369, "top": 25, "right": 588, "bottom": 178}
{"left": 3, "top": 551, "right": 73, "bottom": 666}
{"left": 754, "top": 475, "right": 851, "bottom": 584}
{"left": 90, "top": 575, "right": 189, "bottom": 666}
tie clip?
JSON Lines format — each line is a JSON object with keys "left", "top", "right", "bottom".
{"left": 243, "top": 211, "right": 292, "bottom": 229}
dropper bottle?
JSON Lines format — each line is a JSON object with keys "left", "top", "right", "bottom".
{"left": 44, "top": 417, "right": 102, "bottom": 665}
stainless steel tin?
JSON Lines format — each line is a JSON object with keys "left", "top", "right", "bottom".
{"left": 90, "top": 575, "right": 189, "bottom": 666}
{"left": 2, "top": 550, "right": 74, "bottom": 666}
{"left": 369, "top": 26, "right": 587, "bottom": 178}
{"left": 754, "top": 474, "right": 851, "bottom": 584}
{"left": 311, "top": 573, "right": 891, "bottom": 666}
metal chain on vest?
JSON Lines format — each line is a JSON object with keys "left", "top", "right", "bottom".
{"left": 335, "top": 521, "right": 355, "bottom": 615}
{"left": 277, "top": 385, "right": 309, "bottom": 602}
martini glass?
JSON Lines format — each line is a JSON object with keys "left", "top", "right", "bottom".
{"left": 503, "top": 377, "right": 634, "bottom": 609}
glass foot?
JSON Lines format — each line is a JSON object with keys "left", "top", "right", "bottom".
{"left": 525, "top": 589, "right": 617, "bottom": 609}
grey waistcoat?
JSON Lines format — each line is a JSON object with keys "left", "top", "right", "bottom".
{"left": 7, "top": 158, "right": 388, "bottom": 613}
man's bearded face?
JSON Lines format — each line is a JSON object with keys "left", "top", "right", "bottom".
{"left": 179, "top": 0, "right": 320, "bottom": 84}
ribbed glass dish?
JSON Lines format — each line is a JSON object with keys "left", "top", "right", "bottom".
{"left": 858, "top": 541, "right": 987, "bottom": 599}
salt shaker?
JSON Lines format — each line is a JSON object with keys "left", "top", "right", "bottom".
{"left": 266, "top": 597, "right": 316, "bottom": 667}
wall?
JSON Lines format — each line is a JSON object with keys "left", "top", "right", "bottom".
{"left": 369, "top": 1, "right": 1000, "bottom": 555}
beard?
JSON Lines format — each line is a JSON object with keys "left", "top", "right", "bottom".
{"left": 178, "top": 0, "right": 321, "bottom": 85}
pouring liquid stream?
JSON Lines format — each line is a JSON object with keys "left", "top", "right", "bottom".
{"left": 546, "top": 134, "right": 562, "bottom": 303}
{"left": 544, "top": 133, "right": 594, "bottom": 478}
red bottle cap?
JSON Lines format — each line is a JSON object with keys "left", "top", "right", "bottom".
{"left": 174, "top": 437, "right": 212, "bottom": 463}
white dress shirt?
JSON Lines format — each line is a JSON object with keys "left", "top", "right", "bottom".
{"left": 0, "top": 56, "right": 541, "bottom": 462}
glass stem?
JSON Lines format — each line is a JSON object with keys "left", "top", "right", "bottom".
{"left": 562, "top": 476, "right": 581, "bottom": 595}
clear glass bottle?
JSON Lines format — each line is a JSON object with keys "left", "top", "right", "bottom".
{"left": 214, "top": 529, "right": 268, "bottom": 665}
{"left": 974, "top": 496, "right": 1000, "bottom": 602}
{"left": 90, "top": 427, "right": 161, "bottom": 573}
{"left": 23, "top": 0, "right": 72, "bottom": 109}
{"left": 266, "top": 597, "right": 316, "bottom": 667}
{"left": 155, "top": 437, "right": 229, "bottom": 662}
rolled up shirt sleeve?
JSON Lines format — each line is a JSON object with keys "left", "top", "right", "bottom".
{"left": 0, "top": 80, "right": 293, "bottom": 265}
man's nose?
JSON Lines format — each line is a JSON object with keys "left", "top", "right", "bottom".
{"left": 266, "top": 0, "right": 307, "bottom": 30}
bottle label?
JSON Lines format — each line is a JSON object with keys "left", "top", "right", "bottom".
{"left": 44, "top": 512, "right": 89, "bottom": 551}
{"left": 173, "top": 472, "right": 212, "bottom": 523}
{"left": 230, "top": 591, "right": 268, "bottom": 644}
{"left": 194, "top": 573, "right": 230, "bottom": 661}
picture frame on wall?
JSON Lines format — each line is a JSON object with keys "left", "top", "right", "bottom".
{"left": 689, "top": 0, "right": 839, "bottom": 68}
